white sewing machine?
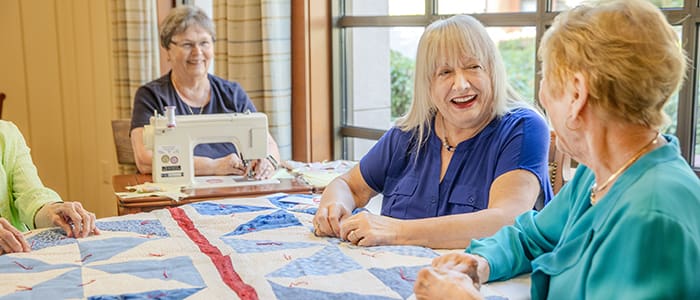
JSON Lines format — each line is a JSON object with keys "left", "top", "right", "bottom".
{"left": 143, "top": 106, "right": 269, "bottom": 187}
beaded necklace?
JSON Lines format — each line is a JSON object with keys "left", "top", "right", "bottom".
{"left": 440, "top": 115, "right": 457, "bottom": 152}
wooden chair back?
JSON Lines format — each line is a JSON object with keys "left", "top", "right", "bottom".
{"left": 0, "top": 93, "right": 5, "bottom": 119}
{"left": 535, "top": 131, "right": 575, "bottom": 210}
{"left": 548, "top": 131, "right": 575, "bottom": 195}
{"left": 111, "top": 119, "right": 136, "bottom": 166}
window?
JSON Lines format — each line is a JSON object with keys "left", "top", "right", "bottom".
{"left": 333, "top": 0, "right": 700, "bottom": 173}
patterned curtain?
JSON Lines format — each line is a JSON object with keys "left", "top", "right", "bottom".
{"left": 110, "top": 0, "right": 160, "bottom": 173}
{"left": 111, "top": 0, "right": 159, "bottom": 118}
{"left": 214, "top": 0, "right": 292, "bottom": 160}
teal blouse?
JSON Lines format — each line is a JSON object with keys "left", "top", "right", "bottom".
{"left": 0, "top": 121, "right": 62, "bottom": 231}
{"left": 468, "top": 135, "right": 700, "bottom": 299}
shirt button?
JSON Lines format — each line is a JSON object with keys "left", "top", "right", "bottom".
{"left": 467, "top": 197, "right": 474, "bottom": 204}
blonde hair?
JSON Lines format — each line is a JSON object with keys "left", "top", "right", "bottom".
{"left": 160, "top": 5, "right": 216, "bottom": 49}
{"left": 396, "top": 15, "right": 529, "bottom": 152}
{"left": 539, "top": 0, "right": 687, "bottom": 129}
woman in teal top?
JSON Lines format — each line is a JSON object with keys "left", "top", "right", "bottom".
{"left": 0, "top": 121, "right": 99, "bottom": 255}
{"left": 413, "top": 0, "right": 700, "bottom": 299}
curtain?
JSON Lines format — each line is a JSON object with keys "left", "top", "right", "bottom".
{"left": 214, "top": 0, "right": 292, "bottom": 160}
{"left": 110, "top": 0, "right": 160, "bottom": 173}
{"left": 111, "top": 0, "right": 159, "bottom": 118}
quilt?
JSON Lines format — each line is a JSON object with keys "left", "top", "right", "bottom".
{"left": 0, "top": 194, "right": 528, "bottom": 299}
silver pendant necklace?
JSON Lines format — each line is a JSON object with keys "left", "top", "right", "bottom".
{"left": 185, "top": 103, "right": 205, "bottom": 115}
{"left": 172, "top": 77, "right": 208, "bottom": 115}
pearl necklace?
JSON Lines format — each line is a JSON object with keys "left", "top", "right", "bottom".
{"left": 440, "top": 115, "right": 457, "bottom": 152}
{"left": 590, "top": 132, "right": 660, "bottom": 205}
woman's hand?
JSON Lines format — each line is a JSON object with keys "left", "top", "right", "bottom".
{"left": 0, "top": 218, "right": 30, "bottom": 255}
{"left": 245, "top": 156, "right": 277, "bottom": 180}
{"left": 211, "top": 154, "right": 277, "bottom": 179}
{"left": 414, "top": 266, "right": 483, "bottom": 300}
{"left": 313, "top": 200, "right": 352, "bottom": 238}
{"left": 212, "top": 153, "right": 247, "bottom": 176}
{"left": 339, "top": 212, "right": 401, "bottom": 246}
{"left": 431, "top": 253, "right": 489, "bottom": 285}
{"left": 416, "top": 253, "right": 486, "bottom": 300}
{"left": 34, "top": 202, "right": 101, "bottom": 238}
{"left": 312, "top": 166, "right": 374, "bottom": 239}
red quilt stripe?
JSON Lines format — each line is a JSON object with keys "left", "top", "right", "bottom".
{"left": 169, "top": 207, "right": 258, "bottom": 299}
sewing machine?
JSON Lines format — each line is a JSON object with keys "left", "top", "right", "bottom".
{"left": 143, "top": 106, "right": 269, "bottom": 187}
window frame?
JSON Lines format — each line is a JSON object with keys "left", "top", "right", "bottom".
{"left": 333, "top": 0, "right": 700, "bottom": 175}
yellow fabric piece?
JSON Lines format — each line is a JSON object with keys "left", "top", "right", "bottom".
{"left": 284, "top": 160, "right": 357, "bottom": 188}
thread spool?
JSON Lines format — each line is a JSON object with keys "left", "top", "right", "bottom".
{"left": 165, "top": 106, "right": 176, "bottom": 128}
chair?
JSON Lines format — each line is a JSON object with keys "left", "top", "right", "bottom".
{"left": 0, "top": 93, "right": 6, "bottom": 119}
{"left": 535, "top": 131, "right": 575, "bottom": 210}
{"left": 548, "top": 131, "right": 575, "bottom": 195}
{"left": 111, "top": 119, "right": 136, "bottom": 167}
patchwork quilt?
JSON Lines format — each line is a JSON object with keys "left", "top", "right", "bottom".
{"left": 0, "top": 194, "right": 528, "bottom": 299}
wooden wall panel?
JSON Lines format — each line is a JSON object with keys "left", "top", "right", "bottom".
{"left": 291, "top": 0, "right": 310, "bottom": 161}
{"left": 56, "top": 0, "right": 117, "bottom": 218}
{"left": 0, "top": 0, "right": 118, "bottom": 218}
{"left": 291, "top": 0, "right": 332, "bottom": 162}
{"left": 0, "top": 0, "right": 30, "bottom": 129}
{"left": 56, "top": 0, "right": 85, "bottom": 211}
{"left": 89, "top": 0, "right": 119, "bottom": 218}
{"left": 67, "top": 0, "right": 99, "bottom": 215}
{"left": 21, "top": 0, "right": 70, "bottom": 195}
{"left": 308, "top": 0, "right": 332, "bottom": 162}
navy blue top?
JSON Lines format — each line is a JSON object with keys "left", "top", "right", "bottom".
{"left": 131, "top": 72, "right": 257, "bottom": 158}
{"left": 360, "top": 108, "right": 552, "bottom": 219}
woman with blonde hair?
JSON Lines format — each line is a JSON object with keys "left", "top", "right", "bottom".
{"left": 313, "top": 15, "right": 552, "bottom": 249}
{"left": 414, "top": 0, "right": 700, "bottom": 298}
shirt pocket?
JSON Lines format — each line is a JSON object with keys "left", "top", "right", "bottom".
{"left": 532, "top": 229, "right": 594, "bottom": 276}
{"left": 381, "top": 177, "right": 419, "bottom": 218}
{"left": 446, "top": 185, "right": 483, "bottom": 214}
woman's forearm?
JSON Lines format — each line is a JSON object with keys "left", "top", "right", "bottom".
{"left": 398, "top": 208, "right": 514, "bottom": 249}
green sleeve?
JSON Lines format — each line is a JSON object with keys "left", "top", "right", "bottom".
{"left": 587, "top": 211, "right": 700, "bottom": 298}
{"left": 468, "top": 181, "right": 573, "bottom": 281}
{"left": 1, "top": 122, "right": 62, "bottom": 230}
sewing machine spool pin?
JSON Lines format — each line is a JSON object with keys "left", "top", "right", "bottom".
{"left": 165, "top": 106, "right": 176, "bottom": 128}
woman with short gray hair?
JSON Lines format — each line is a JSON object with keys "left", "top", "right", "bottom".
{"left": 130, "top": 5, "right": 281, "bottom": 179}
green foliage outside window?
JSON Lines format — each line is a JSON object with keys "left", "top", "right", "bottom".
{"left": 390, "top": 38, "right": 689, "bottom": 149}
{"left": 390, "top": 50, "right": 415, "bottom": 120}
{"left": 663, "top": 94, "right": 678, "bottom": 135}
{"left": 498, "top": 38, "right": 535, "bottom": 103}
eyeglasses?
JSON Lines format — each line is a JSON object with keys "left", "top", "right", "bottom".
{"left": 169, "top": 40, "right": 214, "bottom": 52}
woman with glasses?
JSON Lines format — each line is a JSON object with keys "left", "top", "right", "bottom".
{"left": 130, "top": 5, "right": 281, "bottom": 179}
